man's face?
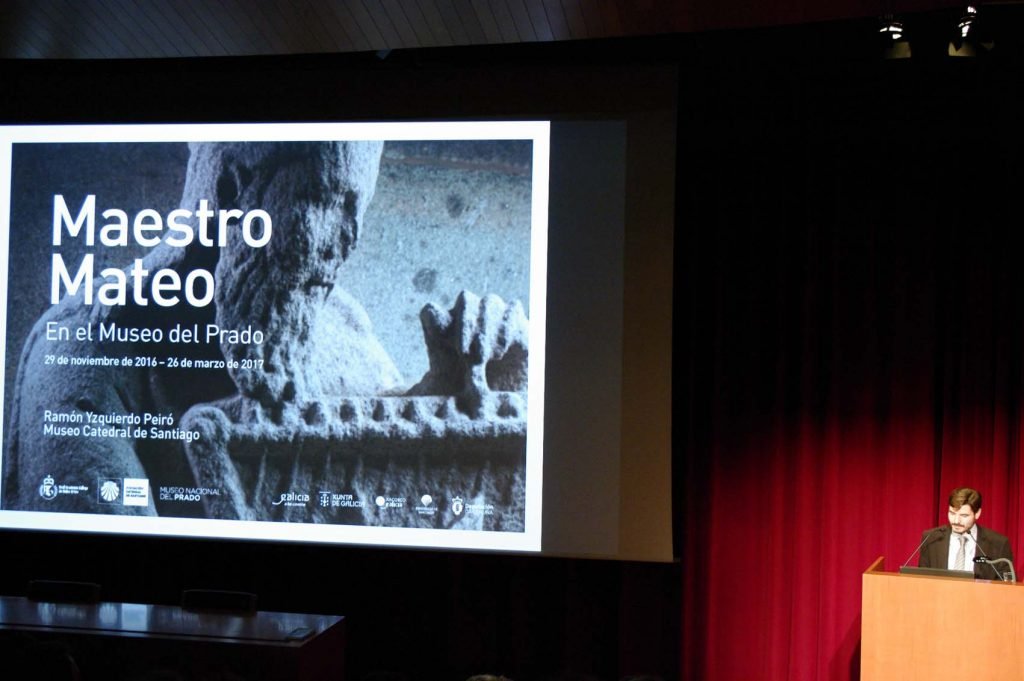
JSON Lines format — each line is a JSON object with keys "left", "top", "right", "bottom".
{"left": 948, "top": 504, "right": 981, "bottom": 534}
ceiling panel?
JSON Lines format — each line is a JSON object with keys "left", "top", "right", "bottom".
{"left": 0, "top": 0, "right": 971, "bottom": 60}
{"left": 503, "top": 0, "right": 539, "bottom": 42}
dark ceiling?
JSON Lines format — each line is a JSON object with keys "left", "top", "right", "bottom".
{"left": 0, "top": 0, "right": 969, "bottom": 60}
{"left": 0, "top": 0, "right": 678, "bottom": 59}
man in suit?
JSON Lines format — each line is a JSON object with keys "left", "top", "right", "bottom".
{"left": 919, "top": 487, "right": 1015, "bottom": 581}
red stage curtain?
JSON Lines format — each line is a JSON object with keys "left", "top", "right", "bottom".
{"left": 677, "top": 65, "right": 1024, "bottom": 680}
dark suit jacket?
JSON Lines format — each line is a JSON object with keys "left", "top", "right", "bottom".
{"left": 918, "top": 524, "right": 1015, "bottom": 580}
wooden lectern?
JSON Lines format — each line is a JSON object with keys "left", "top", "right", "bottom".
{"left": 861, "top": 556, "right": 1024, "bottom": 680}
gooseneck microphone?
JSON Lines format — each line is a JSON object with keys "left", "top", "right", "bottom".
{"left": 966, "top": 532, "right": 1018, "bottom": 582}
{"left": 973, "top": 557, "right": 1017, "bottom": 582}
{"left": 901, "top": 528, "right": 941, "bottom": 569}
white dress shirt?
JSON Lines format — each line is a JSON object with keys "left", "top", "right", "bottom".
{"left": 947, "top": 525, "right": 978, "bottom": 571}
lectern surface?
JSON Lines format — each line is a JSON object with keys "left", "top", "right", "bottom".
{"left": 897, "top": 565, "right": 975, "bottom": 579}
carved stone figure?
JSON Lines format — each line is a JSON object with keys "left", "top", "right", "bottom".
{"left": 3, "top": 140, "right": 531, "bottom": 531}
{"left": 3, "top": 141, "right": 397, "bottom": 513}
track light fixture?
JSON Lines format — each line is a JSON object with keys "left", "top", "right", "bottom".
{"left": 949, "top": 5, "right": 994, "bottom": 57}
{"left": 880, "top": 15, "right": 911, "bottom": 59}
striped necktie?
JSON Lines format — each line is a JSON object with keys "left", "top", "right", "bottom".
{"left": 954, "top": 534, "right": 967, "bottom": 570}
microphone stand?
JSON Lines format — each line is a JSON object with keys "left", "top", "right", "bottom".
{"left": 901, "top": 529, "right": 939, "bottom": 569}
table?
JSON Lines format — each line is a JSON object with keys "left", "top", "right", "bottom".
{"left": 0, "top": 596, "right": 345, "bottom": 680}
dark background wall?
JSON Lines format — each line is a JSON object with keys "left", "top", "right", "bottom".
{"left": 0, "top": 530, "right": 679, "bottom": 680}
{"left": 0, "top": 38, "right": 681, "bottom": 681}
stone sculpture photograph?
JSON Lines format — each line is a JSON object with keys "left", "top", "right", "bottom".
{"left": 1, "top": 136, "right": 536, "bottom": 533}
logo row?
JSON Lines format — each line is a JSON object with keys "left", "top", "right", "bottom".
{"left": 39, "top": 474, "right": 149, "bottom": 506}
{"left": 39, "top": 474, "right": 497, "bottom": 517}
{"left": 276, "top": 491, "right": 496, "bottom": 517}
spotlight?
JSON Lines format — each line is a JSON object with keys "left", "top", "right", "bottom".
{"left": 949, "top": 5, "right": 994, "bottom": 57}
{"left": 880, "top": 16, "right": 911, "bottom": 59}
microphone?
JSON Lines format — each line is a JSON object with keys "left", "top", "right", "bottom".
{"left": 901, "top": 528, "right": 942, "bottom": 569}
{"left": 973, "top": 557, "right": 1017, "bottom": 582}
{"left": 966, "top": 532, "right": 1017, "bottom": 582}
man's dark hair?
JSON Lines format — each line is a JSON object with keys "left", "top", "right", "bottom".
{"left": 949, "top": 487, "right": 982, "bottom": 513}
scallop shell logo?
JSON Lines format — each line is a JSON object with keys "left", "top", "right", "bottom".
{"left": 100, "top": 480, "right": 120, "bottom": 502}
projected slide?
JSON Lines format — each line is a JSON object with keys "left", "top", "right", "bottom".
{"left": 0, "top": 122, "right": 548, "bottom": 551}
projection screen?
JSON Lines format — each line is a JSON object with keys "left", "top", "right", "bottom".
{"left": 0, "top": 121, "right": 549, "bottom": 552}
